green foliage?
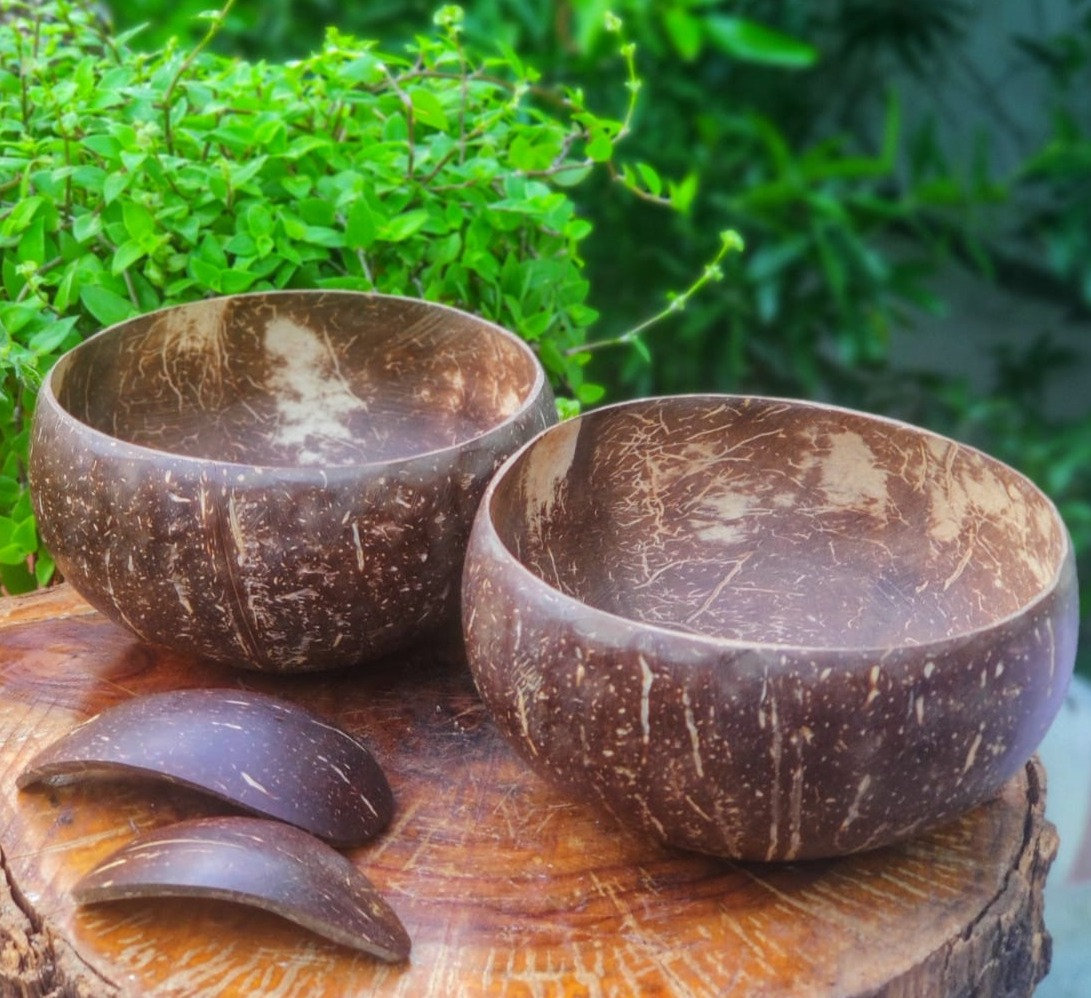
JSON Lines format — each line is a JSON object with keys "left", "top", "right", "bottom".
{"left": 1015, "top": 1, "right": 1091, "bottom": 308}
{"left": 456, "top": 2, "right": 962, "bottom": 406}
{"left": 104, "top": 1, "right": 963, "bottom": 399}
{"left": 110, "top": 1, "right": 954, "bottom": 406}
{"left": 0, "top": 0, "right": 692, "bottom": 590}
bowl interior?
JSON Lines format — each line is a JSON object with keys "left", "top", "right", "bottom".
{"left": 490, "top": 397, "right": 1066, "bottom": 649}
{"left": 51, "top": 294, "right": 540, "bottom": 467}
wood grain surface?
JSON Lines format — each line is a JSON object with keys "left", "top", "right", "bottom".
{"left": 0, "top": 586, "right": 1058, "bottom": 997}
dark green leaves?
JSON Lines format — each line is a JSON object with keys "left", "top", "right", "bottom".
{"left": 344, "top": 201, "right": 379, "bottom": 250}
{"left": 79, "top": 286, "right": 135, "bottom": 326}
{"left": 705, "top": 17, "right": 818, "bottom": 69}
{"left": 410, "top": 89, "right": 449, "bottom": 131}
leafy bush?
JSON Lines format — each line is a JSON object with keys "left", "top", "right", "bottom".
{"left": 102, "top": 2, "right": 974, "bottom": 403}
{"left": 0, "top": 0, "right": 709, "bottom": 593}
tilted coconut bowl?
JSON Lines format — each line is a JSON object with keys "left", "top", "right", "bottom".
{"left": 463, "top": 395, "right": 1078, "bottom": 861}
{"left": 31, "top": 291, "right": 554, "bottom": 672}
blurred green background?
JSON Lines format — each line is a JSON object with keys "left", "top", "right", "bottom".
{"left": 7, "top": 0, "right": 1091, "bottom": 671}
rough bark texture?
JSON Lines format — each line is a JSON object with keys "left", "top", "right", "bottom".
{"left": 0, "top": 587, "right": 1058, "bottom": 996}
{"left": 0, "top": 847, "right": 112, "bottom": 997}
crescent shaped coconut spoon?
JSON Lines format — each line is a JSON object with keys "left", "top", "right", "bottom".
{"left": 74, "top": 816, "right": 411, "bottom": 962}
{"left": 17, "top": 689, "right": 393, "bottom": 847}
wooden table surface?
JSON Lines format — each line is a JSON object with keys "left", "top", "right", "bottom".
{"left": 0, "top": 586, "right": 1058, "bottom": 997}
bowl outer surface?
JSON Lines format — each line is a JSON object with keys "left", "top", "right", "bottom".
{"left": 31, "top": 293, "right": 556, "bottom": 673}
{"left": 463, "top": 398, "right": 1080, "bottom": 861}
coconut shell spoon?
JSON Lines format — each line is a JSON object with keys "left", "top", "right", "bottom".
{"left": 74, "top": 815, "right": 411, "bottom": 962}
{"left": 18, "top": 689, "right": 392, "bottom": 847}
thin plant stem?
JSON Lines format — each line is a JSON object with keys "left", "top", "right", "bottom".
{"left": 162, "top": 0, "right": 239, "bottom": 154}
{"left": 568, "top": 230, "right": 745, "bottom": 356}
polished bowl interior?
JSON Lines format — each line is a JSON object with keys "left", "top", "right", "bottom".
{"left": 465, "top": 395, "right": 1078, "bottom": 860}
{"left": 55, "top": 293, "right": 539, "bottom": 467}
{"left": 494, "top": 397, "right": 1063, "bottom": 649}
{"left": 32, "top": 291, "right": 554, "bottom": 672}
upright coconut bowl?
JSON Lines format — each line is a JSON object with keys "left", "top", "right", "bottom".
{"left": 31, "top": 292, "right": 554, "bottom": 672}
{"left": 463, "top": 395, "right": 1079, "bottom": 861}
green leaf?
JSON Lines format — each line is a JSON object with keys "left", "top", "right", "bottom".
{"left": 54, "top": 264, "right": 80, "bottom": 312}
{"left": 575, "top": 382, "right": 606, "bottom": 405}
{"left": 123, "top": 201, "right": 155, "bottom": 243}
{"left": 280, "top": 176, "right": 312, "bottom": 200}
{"left": 0, "top": 477, "right": 19, "bottom": 505}
{"left": 228, "top": 156, "right": 267, "bottom": 189}
{"left": 315, "top": 275, "right": 373, "bottom": 291}
{"left": 219, "top": 268, "right": 258, "bottom": 293}
{"left": 302, "top": 225, "right": 345, "bottom": 248}
{"left": 280, "top": 213, "right": 307, "bottom": 240}
{"left": 0, "top": 513, "right": 34, "bottom": 565}
{"left": 11, "top": 517, "right": 35, "bottom": 554}
{"left": 565, "top": 219, "right": 593, "bottom": 241}
{"left": 81, "top": 134, "right": 121, "bottom": 159}
{"left": 551, "top": 163, "right": 593, "bottom": 188}
{"left": 245, "top": 203, "right": 275, "bottom": 238}
{"left": 188, "top": 256, "right": 222, "bottom": 291}
{"left": 224, "top": 232, "right": 257, "bottom": 256}
{"left": 746, "top": 235, "right": 808, "bottom": 281}
{"left": 410, "top": 90, "right": 449, "bottom": 131}
{"left": 521, "top": 311, "right": 551, "bottom": 339}
{"left": 383, "top": 114, "right": 408, "bottom": 143}
{"left": 282, "top": 135, "right": 332, "bottom": 160}
{"left": 197, "top": 234, "right": 229, "bottom": 268}
{"left": 668, "top": 171, "right": 699, "bottom": 213}
{"left": 585, "top": 129, "right": 613, "bottom": 163}
{"left": 0, "top": 299, "right": 38, "bottom": 335}
{"left": 28, "top": 316, "right": 79, "bottom": 355}
{"left": 72, "top": 212, "right": 102, "bottom": 244}
{"left": 345, "top": 200, "right": 378, "bottom": 249}
{"left": 705, "top": 16, "right": 818, "bottom": 69}
{"left": 16, "top": 218, "right": 45, "bottom": 266}
{"left": 636, "top": 162, "right": 663, "bottom": 197}
{"left": 340, "top": 54, "right": 382, "bottom": 84}
{"left": 34, "top": 549, "right": 55, "bottom": 587}
{"left": 663, "top": 8, "right": 703, "bottom": 61}
{"left": 0, "top": 562, "right": 36, "bottom": 594}
{"left": 1, "top": 197, "right": 43, "bottom": 237}
{"left": 555, "top": 397, "right": 581, "bottom": 421}
{"left": 70, "top": 165, "right": 107, "bottom": 190}
{"left": 298, "top": 198, "right": 335, "bottom": 227}
{"left": 382, "top": 210, "right": 429, "bottom": 242}
{"left": 538, "top": 340, "right": 566, "bottom": 377}
{"left": 510, "top": 135, "right": 556, "bottom": 172}
{"left": 120, "top": 151, "right": 147, "bottom": 173}
{"left": 80, "top": 285, "right": 134, "bottom": 326}
{"left": 103, "top": 172, "right": 132, "bottom": 205}
{"left": 111, "top": 240, "right": 144, "bottom": 274}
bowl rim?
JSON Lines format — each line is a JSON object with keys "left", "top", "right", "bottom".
{"left": 37, "top": 290, "right": 550, "bottom": 477}
{"left": 472, "top": 392, "right": 1075, "bottom": 657}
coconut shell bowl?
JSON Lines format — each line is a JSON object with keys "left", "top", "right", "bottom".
{"left": 463, "top": 395, "right": 1079, "bottom": 861}
{"left": 31, "top": 291, "right": 554, "bottom": 673}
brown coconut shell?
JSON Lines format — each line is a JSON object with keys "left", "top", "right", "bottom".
{"left": 31, "top": 291, "right": 554, "bottom": 672}
{"left": 462, "top": 395, "right": 1078, "bottom": 861}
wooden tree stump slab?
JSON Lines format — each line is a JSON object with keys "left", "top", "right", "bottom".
{"left": 0, "top": 587, "right": 1059, "bottom": 997}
